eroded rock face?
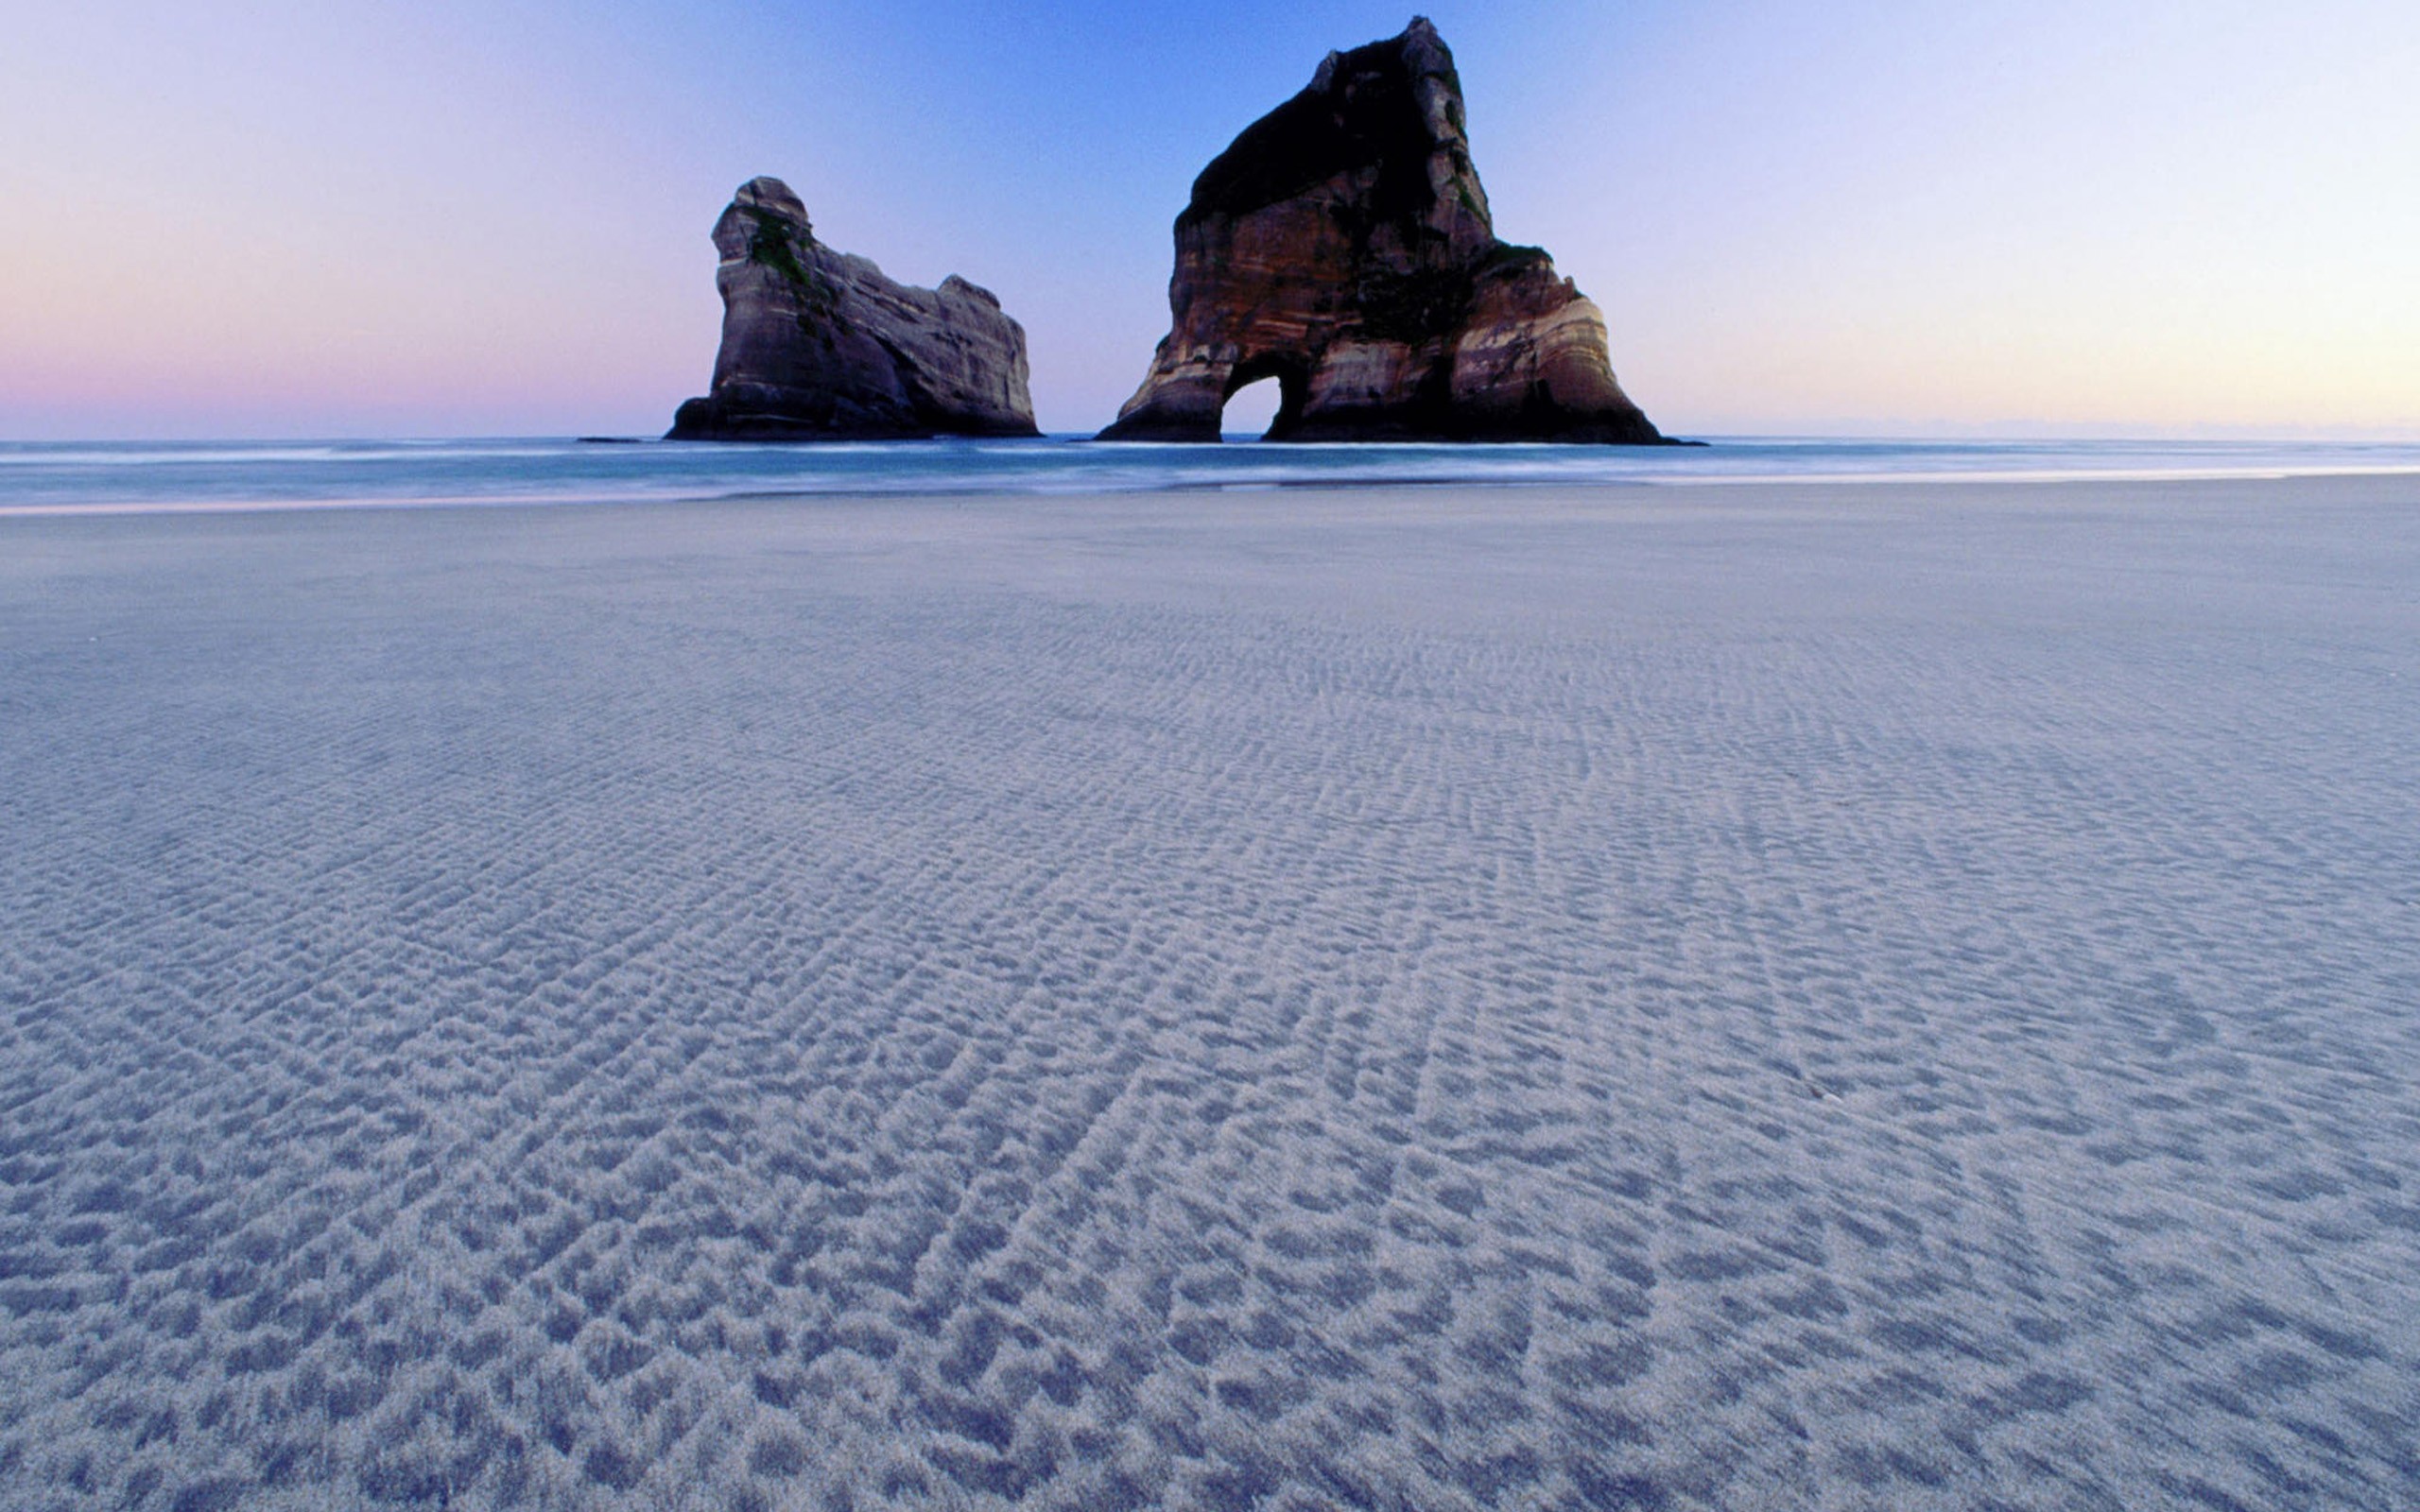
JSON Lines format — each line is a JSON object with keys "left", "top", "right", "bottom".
{"left": 1099, "top": 18, "right": 1665, "bottom": 444}
{"left": 669, "top": 178, "right": 1039, "bottom": 441}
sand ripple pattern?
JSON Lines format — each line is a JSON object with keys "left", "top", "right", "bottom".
{"left": 3, "top": 482, "right": 2417, "bottom": 1509}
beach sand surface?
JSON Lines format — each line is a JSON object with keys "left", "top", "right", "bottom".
{"left": 3, "top": 479, "right": 2416, "bottom": 1509}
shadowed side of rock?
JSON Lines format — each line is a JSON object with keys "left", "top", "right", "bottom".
{"left": 669, "top": 179, "right": 1039, "bottom": 441}
{"left": 1098, "top": 17, "right": 1668, "bottom": 444}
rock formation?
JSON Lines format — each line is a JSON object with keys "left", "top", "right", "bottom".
{"left": 669, "top": 178, "right": 1039, "bottom": 441}
{"left": 1099, "top": 18, "right": 1666, "bottom": 444}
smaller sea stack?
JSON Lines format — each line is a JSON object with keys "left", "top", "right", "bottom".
{"left": 669, "top": 178, "right": 1039, "bottom": 441}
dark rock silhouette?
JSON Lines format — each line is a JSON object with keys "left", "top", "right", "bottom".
{"left": 1099, "top": 17, "right": 1666, "bottom": 444}
{"left": 669, "top": 178, "right": 1038, "bottom": 441}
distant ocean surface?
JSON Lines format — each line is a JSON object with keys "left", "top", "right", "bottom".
{"left": 6, "top": 435, "right": 2420, "bottom": 516}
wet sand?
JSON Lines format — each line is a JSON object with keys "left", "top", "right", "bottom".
{"left": 3, "top": 476, "right": 2416, "bottom": 1509}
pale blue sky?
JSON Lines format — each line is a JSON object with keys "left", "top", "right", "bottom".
{"left": 3, "top": 1, "right": 2413, "bottom": 438}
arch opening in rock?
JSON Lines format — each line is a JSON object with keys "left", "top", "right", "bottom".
{"left": 1221, "top": 356, "right": 1308, "bottom": 441}
{"left": 1221, "top": 378, "right": 1283, "bottom": 440}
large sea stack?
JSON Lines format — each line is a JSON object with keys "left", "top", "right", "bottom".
{"left": 1099, "top": 18, "right": 1665, "bottom": 444}
{"left": 669, "top": 178, "right": 1039, "bottom": 441}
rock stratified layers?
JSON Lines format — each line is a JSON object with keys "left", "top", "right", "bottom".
{"left": 1099, "top": 18, "right": 1664, "bottom": 444}
{"left": 669, "top": 178, "right": 1038, "bottom": 441}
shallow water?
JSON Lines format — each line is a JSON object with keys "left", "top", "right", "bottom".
{"left": 3, "top": 478, "right": 2417, "bottom": 1509}
{"left": 7, "top": 435, "right": 2420, "bottom": 516}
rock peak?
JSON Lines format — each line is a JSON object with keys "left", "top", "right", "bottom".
{"left": 1101, "top": 20, "right": 1664, "bottom": 443}
{"left": 735, "top": 175, "right": 804, "bottom": 215}
{"left": 1184, "top": 17, "right": 1487, "bottom": 247}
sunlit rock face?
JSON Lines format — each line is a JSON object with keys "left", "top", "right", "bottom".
{"left": 1098, "top": 17, "right": 1666, "bottom": 444}
{"left": 669, "top": 178, "right": 1039, "bottom": 441}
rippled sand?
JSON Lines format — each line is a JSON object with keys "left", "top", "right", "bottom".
{"left": 3, "top": 479, "right": 2416, "bottom": 1510}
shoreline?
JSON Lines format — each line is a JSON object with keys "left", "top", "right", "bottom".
{"left": 8, "top": 435, "right": 2420, "bottom": 521}
{"left": 4, "top": 460, "right": 2419, "bottom": 523}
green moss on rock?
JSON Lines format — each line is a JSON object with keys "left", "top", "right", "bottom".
{"left": 740, "top": 207, "right": 839, "bottom": 335}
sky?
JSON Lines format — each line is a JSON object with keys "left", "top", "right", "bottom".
{"left": 2, "top": 0, "right": 2415, "bottom": 439}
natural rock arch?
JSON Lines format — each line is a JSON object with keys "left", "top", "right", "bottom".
{"left": 1098, "top": 18, "right": 1668, "bottom": 445}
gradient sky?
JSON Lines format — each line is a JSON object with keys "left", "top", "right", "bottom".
{"left": 4, "top": 0, "right": 2415, "bottom": 438}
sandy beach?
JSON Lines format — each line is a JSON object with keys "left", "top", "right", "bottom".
{"left": 3, "top": 477, "right": 2416, "bottom": 1510}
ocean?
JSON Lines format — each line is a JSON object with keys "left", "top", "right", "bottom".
{"left": 6, "top": 434, "right": 2420, "bottom": 515}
